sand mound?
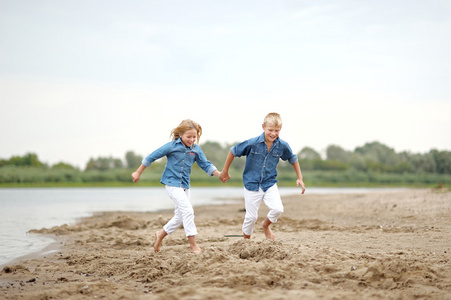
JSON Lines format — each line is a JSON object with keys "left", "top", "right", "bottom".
{"left": 1, "top": 265, "right": 29, "bottom": 274}
{"left": 228, "top": 239, "right": 291, "bottom": 261}
{"left": 109, "top": 216, "right": 146, "bottom": 230}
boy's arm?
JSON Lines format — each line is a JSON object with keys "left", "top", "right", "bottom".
{"left": 131, "top": 164, "right": 147, "bottom": 183}
{"left": 219, "top": 151, "right": 235, "bottom": 183}
{"left": 291, "top": 161, "right": 306, "bottom": 194}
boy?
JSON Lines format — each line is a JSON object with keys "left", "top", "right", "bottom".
{"left": 219, "top": 113, "right": 305, "bottom": 240}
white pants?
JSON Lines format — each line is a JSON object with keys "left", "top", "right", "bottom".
{"left": 163, "top": 186, "right": 198, "bottom": 237}
{"left": 242, "top": 184, "right": 284, "bottom": 236}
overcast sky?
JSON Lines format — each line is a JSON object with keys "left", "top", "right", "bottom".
{"left": 1, "top": 0, "right": 450, "bottom": 168}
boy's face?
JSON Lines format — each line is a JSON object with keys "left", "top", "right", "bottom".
{"left": 262, "top": 124, "right": 281, "bottom": 143}
{"left": 180, "top": 128, "right": 197, "bottom": 148}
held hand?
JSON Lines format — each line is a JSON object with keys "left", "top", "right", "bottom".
{"left": 131, "top": 172, "right": 140, "bottom": 183}
{"left": 219, "top": 171, "right": 231, "bottom": 183}
{"left": 296, "top": 179, "right": 306, "bottom": 194}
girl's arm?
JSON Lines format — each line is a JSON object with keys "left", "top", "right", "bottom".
{"left": 211, "top": 169, "right": 221, "bottom": 178}
{"left": 131, "top": 164, "right": 146, "bottom": 183}
{"left": 195, "top": 146, "right": 219, "bottom": 176}
{"left": 291, "top": 161, "right": 306, "bottom": 194}
{"left": 219, "top": 151, "right": 235, "bottom": 182}
{"left": 132, "top": 142, "right": 172, "bottom": 183}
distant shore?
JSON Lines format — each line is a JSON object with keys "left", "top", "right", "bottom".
{"left": 0, "top": 181, "right": 441, "bottom": 188}
{"left": 1, "top": 189, "right": 450, "bottom": 299}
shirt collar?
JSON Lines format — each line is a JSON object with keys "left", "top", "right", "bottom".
{"left": 175, "top": 137, "right": 194, "bottom": 150}
{"left": 257, "top": 132, "right": 280, "bottom": 145}
{"left": 257, "top": 132, "right": 266, "bottom": 143}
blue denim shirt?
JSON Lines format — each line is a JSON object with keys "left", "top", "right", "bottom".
{"left": 231, "top": 133, "right": 298, "bottom": 192}
{"left": 142, "top": 138, "right": 217, "bottom": 189}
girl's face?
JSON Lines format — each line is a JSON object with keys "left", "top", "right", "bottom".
{"left": 262, "top": 124, "right": 281, "bottom": 143}
{"left": 180, "top": 128, "right": 197, "bottom": 148}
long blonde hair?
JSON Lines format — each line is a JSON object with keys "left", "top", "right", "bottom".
{"left": 171, "top": 119, "right": 202, "bottom": 143}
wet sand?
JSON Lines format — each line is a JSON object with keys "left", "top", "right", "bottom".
{"left": 1, "top": 189, "right": 450, "bottom": 299}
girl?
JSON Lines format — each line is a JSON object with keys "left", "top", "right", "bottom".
{"left": 131, "top": 119, "right": 221, "bottom": 253}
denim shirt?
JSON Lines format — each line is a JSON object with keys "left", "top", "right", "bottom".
{"left": 230, "top": 133, "right": 298, "bottom": 192}
{"left": 142, "top": 138, "right": 217, "bottom": 189}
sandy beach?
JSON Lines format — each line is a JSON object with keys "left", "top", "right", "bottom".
{"left": 1, "top": 189, "right": 450, "bottom": 299}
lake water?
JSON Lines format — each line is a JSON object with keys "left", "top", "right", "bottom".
{"left": 0, "top": 187, "right": 400, "bottom": 266}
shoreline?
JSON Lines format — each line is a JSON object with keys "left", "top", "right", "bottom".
{"left": 1, "top": 189, "right": 450, "bottom": 299}
{"left": 0, "top": 237, "right": 65, "bottom": 271}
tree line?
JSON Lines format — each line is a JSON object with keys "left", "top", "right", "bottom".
{"left": 1, "top": 141, "right": 450, "bottom": 186}
{"left": 299, "top": 142, "right": 451, "bottom": 175}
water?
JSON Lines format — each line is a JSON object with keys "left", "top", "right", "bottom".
{"left": 0, "top": 187, "right": 400, "bottom": 266}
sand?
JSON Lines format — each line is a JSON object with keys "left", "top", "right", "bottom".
{"left": 1, "top": 189, "right": 450, "bottom": 300}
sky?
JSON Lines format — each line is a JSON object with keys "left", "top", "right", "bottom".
{"left": 1, "top": 0, "right": 450, "bottom": 169}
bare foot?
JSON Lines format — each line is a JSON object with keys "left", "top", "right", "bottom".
{"left": 190, "top": 245, "right": 202, "bottom": 254}
{"left": 243, "top": 233, "right": 251, "bottom": 239}
{"left": 187, "top": 235, "right": 202, "bottom": 254}
{"left": 261, "top": 220, "right": 275, "bottom": 241}
{"left": 154, "top": 230, "right": 167, "bottom": 253}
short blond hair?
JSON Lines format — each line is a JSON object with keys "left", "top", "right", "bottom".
{"left": 263, "top": 112, "right": 282, "bottom": 127}
{"left": 171, "top": 119, "right": 202, "bottom": 143}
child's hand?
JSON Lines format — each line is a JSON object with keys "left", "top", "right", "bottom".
{"left": 131, "top": 172, "right": 140, "bottom": 183}
{"left": 219, "top": 171, "right": 230, "bottom": 183}
{"left": 296, "top": 179, "right": 305, "bottom": 194}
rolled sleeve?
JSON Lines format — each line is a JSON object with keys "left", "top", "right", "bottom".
{"left": 281, "top": 142, "right": 298, "bottom": 164}
{"left": 142, "top": 142, "right": 170, "bottom": 167}
{"left": 206, "top": 165, "right": 217, "bottom": 176}
{"left": 288, "top": 155, "right": 298, "bottom": 164}
{"left": 231, "top": 139, "right": 253, "bottom": 158}
{"left": 230, "top": 146, "right": 238, "bottom": 157}
{"left": 142, "top": 158, "right": 152, "bottom": 167}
